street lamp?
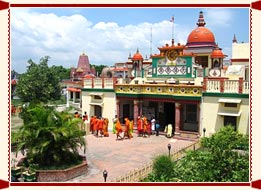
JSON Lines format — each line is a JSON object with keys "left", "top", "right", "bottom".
{"left": 203, "top": 128, "right": 206, "bottom": 137}
{"left": 103, "top": 170, "right": 108, "bottom": 182}
{"left": 167, "top": 143, "right": 171, "bottom": 158}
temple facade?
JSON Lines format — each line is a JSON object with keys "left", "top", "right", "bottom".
{"left": 78, "top": 11, "right": 249, "bottom": 139}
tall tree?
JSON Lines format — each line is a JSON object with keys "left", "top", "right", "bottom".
{"left": 16, "top": 56, "right": 61, "bottom": 103}
{"left": 50, "top": 65, "right": 71, "bottom": 81}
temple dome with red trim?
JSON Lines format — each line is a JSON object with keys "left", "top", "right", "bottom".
{"left": 132, "top": 49, "right": 143, "bottom": 61}
{"left": 186, "top": 11, "right": 216, "bottom": 48}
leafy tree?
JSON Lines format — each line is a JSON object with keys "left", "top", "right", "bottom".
{"left": 174, "top": 126, "right": 249, "bottom": 182}
{"left": 50, "top": 65, "right": 71, "bottom": 80}
{"left": 90, "top": 64, "right": 106, "bottom": 77}
{"left": 145, "top": 126, "right": 249, "bottom": 182}
{"left": 15, "top": 56, "right": 61, "bottom": 103}
{"left": 14, "top": 104, "right": 86, "bottom": 168}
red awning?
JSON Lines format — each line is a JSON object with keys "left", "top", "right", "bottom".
{"left": 11, "top": 79, "right": 17, "bottom": 85}
{"left": 67, "top": 87, "right": 81, "bottom": 92}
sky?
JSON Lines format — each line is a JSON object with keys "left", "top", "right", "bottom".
{"left": 11, "top": 8, "right": 249, "bottom": 74}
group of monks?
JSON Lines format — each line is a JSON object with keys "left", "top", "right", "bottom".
{"left": 90, "top": 116, "right": 109, "bottom": 137}
{"left": 137, "top": 115, "right": 151, "bottom": 137}
{"left": 75, "top": 112, "right": 155, "bottom": 140}
{"left": 113, "top": 117, "right": 133, "bottom": 140}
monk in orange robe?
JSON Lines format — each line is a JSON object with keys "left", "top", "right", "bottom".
{"left": 103, "top": 118, "right": 109, "bottom": 137}
{"left": 98, "top": 118, "right": 104, "bottom": 137}
{"left": 123, "top": 118, "right": 131, "bottom": 139}
{"left": 93, "top": 116, "right": 99, "bottom": 137}
{"left": 115, "top": 119, "right": 123, "bottom": 140}
{"left": 137, "top": 116, "right": 143, "bottom": 137}
{"left": 90, "top": 116, "right": 95, "bottom": 134}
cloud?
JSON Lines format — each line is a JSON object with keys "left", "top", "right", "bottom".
{"left": 203, "top": 8, "right": 234, "bottom": 28}
{"left": 11, "top": 9, "right": 194, "bottom": 73}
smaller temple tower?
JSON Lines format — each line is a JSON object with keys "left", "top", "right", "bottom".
{"left": 131, "top": 49, "right": 144, "bottom": 77}
{"left": 70, "top": 52, "right": 92, "bottom": 80}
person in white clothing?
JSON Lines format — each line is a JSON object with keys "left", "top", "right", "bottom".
{"left": 150, "top": 116, "right": 156, "bottom": 135}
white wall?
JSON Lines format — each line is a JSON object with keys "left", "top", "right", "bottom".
{"left": 81, "top": 91, "right": 116, "bottom": 131}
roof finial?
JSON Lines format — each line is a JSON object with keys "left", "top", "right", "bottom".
{"left": 136, "top": 48, "right": 139, "bottom": 53}
{"left": 197, "top": 11, "right": 206, "bottom": 27}
{"left": 233, "top": 34, "right": 238, "bottom": 43}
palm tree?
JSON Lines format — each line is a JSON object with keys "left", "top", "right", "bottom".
{"left": 14, "top": 104, "right": 85, "bottom": 168}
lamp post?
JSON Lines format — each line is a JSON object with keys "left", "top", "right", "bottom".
{"left": 167, "top": 143, "right": 171, "bottom": 158}
{"left": 103, "top": 170, "right": 108, "bottom": 182}
{"left": 203, "top": 128, "right": 206, "bottom": 137}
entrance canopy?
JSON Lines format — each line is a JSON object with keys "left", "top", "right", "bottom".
{"left": 67, "top": 87, "right": 81, "bottom": 92}
{"left": 218, "top": 98, "right": 242, "bottom": 104}
{"left": 217, "top": 111, "right": 241, "bottom": 117}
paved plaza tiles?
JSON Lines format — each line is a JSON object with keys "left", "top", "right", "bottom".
{"left": 70, "top": 132, "right": 195, "bottom": 182}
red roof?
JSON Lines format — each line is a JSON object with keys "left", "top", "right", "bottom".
{"left": 187, "top": 27, "right": 215, "bottom": 44}
{"left": 132, "top": 49, "right": 143, "bottom": 60}
{"left": 67, "top": 87, "right": 81, "bottom": 92}
{"left": 11, "top": 79, "right": 17, "bottom": 85}
{"left": 211, "top": 47, "right": 225, "bottom": 58}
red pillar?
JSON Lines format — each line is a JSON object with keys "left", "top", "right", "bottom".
{"left": 102, "top": 77, "right": 104, "bottom": 88}
{"left": 133, "top": 100, "right": 139, "bottom": 129}
{"left": 203, "top": 77, "right": 208, "bottom": 92}
{"left": 220, "top": 78, "right": 225, "bottom": 93}
{"left": 238, "top": 77, "right": 243, "bottom": 94}
{"left": 175, "top": 103, "right": 181, "bottom": 135}
{"left": 197, "top": 103, "right": 200, "bottom": 134}
{"left": 139, "top": 100, "right": 143, "bottom": 116}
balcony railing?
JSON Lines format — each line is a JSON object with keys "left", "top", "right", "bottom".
{"left": 83, "top": 78, "right": 116, "bottom": 89}
{"left": 83, "top": 77, "right": 249, "bottom": 95}
{"left": 203, "top": 77, "right": 249, "bottom": 94}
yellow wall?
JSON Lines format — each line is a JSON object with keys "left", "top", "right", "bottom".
{"left": 81, "top": 91, "right": 116, "bottom": 131}
{"left": 202, "top": 96, "right": 249, "bottom": 137}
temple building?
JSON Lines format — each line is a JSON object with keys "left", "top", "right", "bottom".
{"left": 63, "top": 53, "right": 96, "bottom": 107}
{"left": 79, "top": 11, "right": 249, "bottom": 139}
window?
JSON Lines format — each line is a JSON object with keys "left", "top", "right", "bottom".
{"left": 94, "top": 95, "right": 102, "bottom": 100}
{"left": 195, "top": 56, "right": 208, "bottom": 68}
{"left": 224, "top": 103, "right": 237, "bottom": 108}
{"left": 185, "top": 104, "right": 197, "bottom": 123}
{"left": 224, "top": 116, "right": 237, "bottom": 131}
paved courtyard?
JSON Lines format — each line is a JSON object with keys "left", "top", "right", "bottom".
{"left": 11, "top": 113, "right": 196, "bottom": 182}
{"left": 70, "top": 132, "right": 195, "bottom": 182}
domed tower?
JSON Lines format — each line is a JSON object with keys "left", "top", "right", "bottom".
{"left": 209, "top": 45, "right": 226, "bottom": 77}
{"left": 185, "top": 11, "right": 217, "bottom": 69}
{"left": 132, "top": 49, "right": 144, "bottom": 77}
{"left": 186, "top": 11, "right": 216, "bottom": 48}
{"left": 211, "top": 45, "right": 225, "bottom": 68}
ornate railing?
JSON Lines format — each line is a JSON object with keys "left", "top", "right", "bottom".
{"left": 203, "top": 77, "right": 249, "bottom": 94}
{"left": 111, "top": 141, "right": 201, "bottom": 182}
{"left": 83, "top": 78, "right": 116, "bottom": 89}
{"left": 83, "top": 77, "right": 249, "bottom": 95}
